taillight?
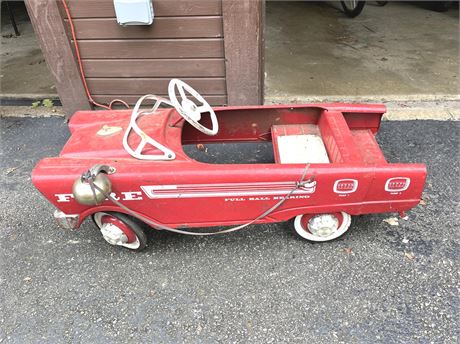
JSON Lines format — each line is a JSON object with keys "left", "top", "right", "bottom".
{"left": 385, "top": 177, "right": 410, "bottom": 192}
{"left": 333, "top": 179, "right": 358, "bottom": 194}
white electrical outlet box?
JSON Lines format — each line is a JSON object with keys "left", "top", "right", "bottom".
{"left": 113, "top": 0, "right": 154, "bottom": 26}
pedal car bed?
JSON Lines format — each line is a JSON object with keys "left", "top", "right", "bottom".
{"left": 32, "top": 79, "right": 426, "bottom": 251}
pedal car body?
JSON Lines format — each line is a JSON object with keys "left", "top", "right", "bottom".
{"left": 32, "top": 81, "right": 426, "bottom": 250}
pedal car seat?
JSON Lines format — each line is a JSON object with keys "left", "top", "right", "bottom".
{"left": 271, "top": 124, "right": 330, "bottom": 164}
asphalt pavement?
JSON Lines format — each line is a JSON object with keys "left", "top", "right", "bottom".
{"left": 0, "top": 117, "right": 458, "bottom": 343}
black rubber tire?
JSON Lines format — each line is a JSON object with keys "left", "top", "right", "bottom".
{"left": 341, "top": 1, "right": 366, "bottom": 17}
{"left": 92, "top": 212, "right": 148, "bottom": 252}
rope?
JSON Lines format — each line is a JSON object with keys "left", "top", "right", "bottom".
{"left": 86, "top": 164, "right": 311, "bottom": 236}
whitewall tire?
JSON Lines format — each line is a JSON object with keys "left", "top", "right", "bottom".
{"left": 294, "top": 212, "right": 352, "bottom": 242}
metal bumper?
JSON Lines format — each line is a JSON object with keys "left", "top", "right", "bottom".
{"left": 53, "top": 210, "right": 80, "bottom": 230}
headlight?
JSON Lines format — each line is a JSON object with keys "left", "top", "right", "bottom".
{"left": 53, "top": 210, "right": 79, "bottom": 230}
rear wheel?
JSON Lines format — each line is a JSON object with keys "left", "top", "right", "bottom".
{"left": 293, "top": 212, "right": 351, "bottom": 242}
{"left": 340, "top": 1, "right": 366, "bottom": 17}
{"left": 93, "top": 212, "right": 147, "bottom": 251}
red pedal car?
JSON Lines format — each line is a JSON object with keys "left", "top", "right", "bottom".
{"left": 32, "top": 79, "right": 426, "bottom": 251}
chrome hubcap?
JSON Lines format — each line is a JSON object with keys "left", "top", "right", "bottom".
{"left": 94, "top": 212, "right": 142, "bottom": 250}
{"left": 100, "top": 223, "right": 129, "bottom": 246}
{"left": 344, "top": 0, "right": 357, "bottom": 9}
{"left": 307, "top": 214, "right": 339, "bottom": 238}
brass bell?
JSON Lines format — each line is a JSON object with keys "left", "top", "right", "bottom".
{"left": 72, "top": 165, "right": 113, "bottom": 206}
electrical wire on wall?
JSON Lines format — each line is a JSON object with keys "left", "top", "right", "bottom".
{"left": 61, "top": 0, "right": 129, "bottom": 110}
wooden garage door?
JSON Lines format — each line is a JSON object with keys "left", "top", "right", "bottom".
{"left": 62, "top": 0, "right": 227, "bottom": 106}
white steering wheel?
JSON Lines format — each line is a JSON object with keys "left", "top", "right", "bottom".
{"left": 168, "top": 79, "right": 219, "bottom": 136}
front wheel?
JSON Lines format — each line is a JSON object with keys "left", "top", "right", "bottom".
{"left": 340, "top": 1, "right": 366, "bottom": 17}
{"left": 92, "top": 212, "right": 148, "bottom": 251}
{"left": 293, "top": 212, "right": 351, "bottom": 242}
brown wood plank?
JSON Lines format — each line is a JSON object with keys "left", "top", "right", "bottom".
{"left": 87, "top": 78, "right": 226, "bottom": 95}
{"left": 24, "top": 0, "right": 91, "bottom": 115}
{"left": 83, "top": 59, "right": 225, "bottom": 78}
{"left": 93, "top": 94, "right": 227, "bottom": 106}
{"left": 68, "top": 17, "right": 223, "bottom": 39}
{"left": 78, "top": 39, "right": 224, "bottom": 59}
{"left": 222, "top": 0, "right": 264, "bottom": 105}
{"left": 66, "top": 0, "right": 222, "bottom": 18}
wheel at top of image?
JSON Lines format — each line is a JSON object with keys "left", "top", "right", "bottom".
{"left": 340, "top": 1, "right": 366, "bottom": 17}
